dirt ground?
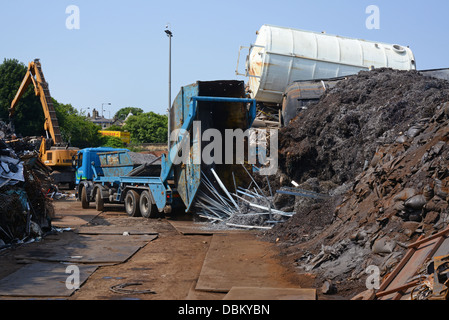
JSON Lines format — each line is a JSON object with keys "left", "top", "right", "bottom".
{"left": 0, "top": 194, "right": 321, "bottom": 301}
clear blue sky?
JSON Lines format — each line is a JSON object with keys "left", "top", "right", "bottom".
{"left": 1, "top": 0, "right": 448, "bottom": 117}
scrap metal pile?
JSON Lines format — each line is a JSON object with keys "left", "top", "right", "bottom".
{"left": 0, "top": 121, "right": 54, "bottom": 248}
{"left": 192, "top": 166, "right": 294, "bottom": 230}
{"left": 259, "top": 68, "right": 449, "bottom": 299}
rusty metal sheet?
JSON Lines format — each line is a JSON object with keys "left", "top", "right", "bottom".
{"left": 379, "top": 234, "right": 449, "bottom": 300}
{"left": 430, "top": 235, "right": 449, "bottom": 257}
{"left": 195, "top": 233, "right": 292, "bottom": 293}
{"left": 223, "top": 287, "right": 316, "bottom": 300}
{"left": 98, "top": 150, "right": 134, "bottom": 177}
{"left": 380, "top": 237, "right": 440, "bottom": 300}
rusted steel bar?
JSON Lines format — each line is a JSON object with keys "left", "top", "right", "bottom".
{"left": 376, "top": 280, "right": 421, "bottom": 298}
{"left": 407, "top": 227, "right": 449, "bottom": 248}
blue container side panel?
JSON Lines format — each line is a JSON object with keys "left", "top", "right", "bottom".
{"left": 167, "top": 83, "right": 202, "bottom": 211}
{"left": 98, "top": 150, "right": 135, "bottom": 178}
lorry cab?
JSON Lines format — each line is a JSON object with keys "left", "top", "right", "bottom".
{"left": 74, "top": 147, "right": 129, "bottom": 184}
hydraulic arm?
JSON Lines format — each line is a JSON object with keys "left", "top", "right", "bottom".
{"left": 10, "top": 59, "right": 63, "bottom": 146}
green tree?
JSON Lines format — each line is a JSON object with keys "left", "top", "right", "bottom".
{"left": 114, "top": 107, "right": 143, "bottom": 121}
{"left": 0, "top": 58, "right": 45, "bottom": 136}
{"left": 123, "top": 112, "right": 168, "bottom": 144}
{"left": 53, "top": 99, "right": 104, "bottom": 149}
{"left": 0, "top": 59, "right": 107, "bottom": 149}
{"left": 102, "top": 124, "right": 124, "bottom": 132}
{"left": 101, "top": 135, "right": 126, "bottom": 148}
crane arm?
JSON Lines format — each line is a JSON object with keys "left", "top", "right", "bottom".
{"left": 9, "top": 64, "right": 37, "bottom": 118}
{"left": 9, "top": 60, "right": 63, "bottom": 146}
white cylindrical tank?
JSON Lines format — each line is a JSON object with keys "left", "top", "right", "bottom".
{"left": 244, "top": 25, "right": 416, "bottom": 104}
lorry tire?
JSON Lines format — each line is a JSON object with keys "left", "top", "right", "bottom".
{"left": 81, "top": 187, "right": 89, "bottom": 209}
{"left": 125, "top": 190, "right": 141, "bottom": 217}
{"left": 139, "top": 190, "right": 158, "bottom": 219}
{"left": 95, "top": 188, "right": 104, "bottom": 212}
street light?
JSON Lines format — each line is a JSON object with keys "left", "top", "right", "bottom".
{"left": 165, "top": 25, "right": 173, "bottom": 109}
{"left": 165, "top": 24, "right": 173, "bottom": 147}
{"left": 102, "top": 103, "right": 111, "bottom": 118}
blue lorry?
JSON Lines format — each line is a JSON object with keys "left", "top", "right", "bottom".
{"left": 74, "top": 80, "right": 257, "bottom": 218}
{"left": 74, "top": 147, "right": 173, "bottom": 218}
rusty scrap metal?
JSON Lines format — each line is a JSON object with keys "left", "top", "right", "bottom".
{"left": 376, "top": 228, "right": 449, "bottom": 300}
{"left": 407, "top": 227, "right": 449, "bottom": 249}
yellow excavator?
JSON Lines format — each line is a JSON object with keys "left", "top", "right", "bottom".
{"left": 9, "top": 59, "right": 79, "bottom": 188}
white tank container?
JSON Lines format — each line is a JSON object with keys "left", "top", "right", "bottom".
{"left": 241, "top": 25, "right": 416, "bottom": 104}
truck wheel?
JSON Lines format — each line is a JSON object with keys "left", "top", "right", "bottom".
{"left": 125, "top": 190, "right": 141, "bottom": 217}
{"left": 139, "top": 190, "right": 158, "bottom": 219}
{"left": 81, "top": 187, "right": 89, "bottom": 209}
{"left": 95, "top": 188, "right": 104, "bottom": 212}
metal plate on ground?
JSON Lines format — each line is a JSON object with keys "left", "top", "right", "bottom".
{"left": 76, "top": 225, "right": 158, "bottom": 235}
{"left": 195, "top": 233, "right": 299, "bottom": 293}
{"left": 185, "top": 280, "right": 226, "bottom": 300}
{"left": 14, "top": 234, "right": 157, "bottom": 265}
{"left": 223, "top": 287, "right": 317, "bottom": 300}
{"left": 51, "top": 214, "right": 99, "bottom": 228}
{"left": 167, "top": 220, "right": 248, "bottom": 235}
{"left": 0, "top": 263, "right": 97, "bottom": 297}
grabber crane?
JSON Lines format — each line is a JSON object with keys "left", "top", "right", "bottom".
{"left": 9, "top": 59, "right": 79, "bottom": 188}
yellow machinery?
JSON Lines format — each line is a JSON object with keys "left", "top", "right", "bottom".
{"left": 99, "top": 130, "right": 131, "bottom": 144}
{"left": 9, "top": 59, "right": 79, "bottom": 187}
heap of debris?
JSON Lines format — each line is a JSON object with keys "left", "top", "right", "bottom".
{"left": 0, "top": 121, "right": 54, "bottom": 248}
{"left": 261, "top": 68, "right": 449, "bottom": 299}
{"left": 193, "top": 167, "right": 294, "bottom": 230}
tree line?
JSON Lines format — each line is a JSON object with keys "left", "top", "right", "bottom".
{"left": 0, "top": 59, "right": 168, "bottom": 149}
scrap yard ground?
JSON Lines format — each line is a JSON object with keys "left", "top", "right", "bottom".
{"left": 0, "top": 194, "right": 318, "bottom": 301}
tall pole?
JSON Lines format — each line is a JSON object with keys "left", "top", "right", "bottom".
{"left": 168, "top": 32, "right": 172, "bottom": 112}
{"left": 102, "top": 102, "right": 111, "bottom": 118}
{"left": 165, "top": 25, "right": 173, "bottom": 149}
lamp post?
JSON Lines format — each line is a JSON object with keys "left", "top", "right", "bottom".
{"left": 165, "top": 24, "right": 173, "bottom": 148}
{"left": 102, "top": 103, "right": 111, "bottom": 118}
